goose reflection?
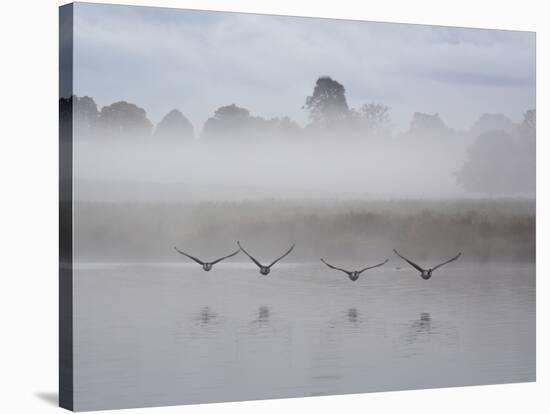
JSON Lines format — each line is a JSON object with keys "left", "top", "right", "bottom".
{"left": 412, "top": 312, "right": 433, "bottom": 335}
{"left": 196, "top": 306, "right": 217, "bottom": 326}
{"left": 250, "top": 305, "right": 272, "bottom": 328}
{"left": 257, "top": 305, "right": 270, "bottom": 323}
{"left": 397, "top": 312, "right": 437, "bottom": 352}
{"left": 175, "top": 306, "right": 221, "bottom": 344}
{"left": 347, "top": 308, "right": 360, "bottom": 323}
{"left": 403, "top": 312, "right": 459, "bottom": 348}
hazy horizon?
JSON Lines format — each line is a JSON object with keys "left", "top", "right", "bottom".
{"left": 70, "top": 3, "right": 535, "bottom": 131}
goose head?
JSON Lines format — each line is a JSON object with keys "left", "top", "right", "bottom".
{"left": 202, "top": 263, "right": 213, "bottom": 271}
{"left": 260, "top": 266, "right": 271, "bottom": 276}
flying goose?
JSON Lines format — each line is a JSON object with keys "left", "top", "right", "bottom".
{"left": 174, "top": 247, "right": 240, "bottom": 271}
{"left": 393, "top": 249, "right": 461, "bottom": 280}
{"left": 237, "top": 241, "right": 295, "bottom": 275}
{"left": 320, "top": 258, "right": 388, "bottom": 281}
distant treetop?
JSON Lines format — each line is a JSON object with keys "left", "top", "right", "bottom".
{"left": 155, "top": 109, "right": 194, "bottom": 141}
{"left": 98, "top": 101, "right": 153, "bottom": 137}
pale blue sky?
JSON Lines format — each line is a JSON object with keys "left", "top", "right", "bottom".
{"left": 72, "top": 2, "right": 536, "bottom": 131}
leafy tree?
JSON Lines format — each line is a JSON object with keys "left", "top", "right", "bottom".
{"left": 155, "top": 109, "right": 194, "bottom": 141}
{"left": 456, "top": 128, "right": 534, "bottom": 195}
{"left": 202, "top": 104, "right": 251, "bottom": 139}
{"left": 517, "top": 109, "right": 536, "bottom": 189}
{"left": 266, "top": 116, "right": 301, "bottom": 138}
{"left": 98, "top": 101, "right": 153, "bottom": 138}
{"left": 470, "top": 113, "right": 517, "bottom": 136}
{"left": 304, "top": 76, "right": 350, "bottom": 129}
{"left": 520, "top": 109, "right": 535, "bottom": 146}
{"left": 360, "top": 103, "right": 391, "bottom": 136}
{"left": 202, "top": 104, "right": 301, "bottom": 141}
{"left": 409, "top": 112, "right": 448, "bottom": 134}
{"left": 74, "top": 96, "right": 99, "bottom": 136}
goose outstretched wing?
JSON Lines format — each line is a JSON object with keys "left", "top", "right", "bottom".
{"left": 174, "top": 247, "right": 204, "bottom": 265}
{"left": 210, "top": 249, "right": 241, "bottom": 265}
{"left": 358, "top": 258, "right": 389, "bottom": 274}
{"left": 431, "top": 252, "right": 461, "bottom": 271}
{"left": 237, "top": 241, "right": 264, "bottom": 268}
{"left": 393, "top": 249, "right": 425, "bottom": 272}
{"left": 320, "top": 259, "right": 350, "bottom": 275}
{"left": 268, "top": 243, "right": 295, "bottom": 267}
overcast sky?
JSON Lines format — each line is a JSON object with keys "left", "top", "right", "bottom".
{"left": 72, "top": 2, "right": 535, "bottom": 132}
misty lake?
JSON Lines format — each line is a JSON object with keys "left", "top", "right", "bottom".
{"left": 73, "top": 262, "right": 535, "bottom": 411}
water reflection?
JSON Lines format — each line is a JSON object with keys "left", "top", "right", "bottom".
{"left": 415, "top": 312, "right": 432, "bottom": 334}
{"left": 398, "top": 312, "right": 460, "bottom": 355}
{"left": 256, "top": 305, "right": 270, "bottom": 323}
{"left": 347, "top": 307, "right": 360, "bottom": 323}
{"left": 197, "top": 306, "right": 217, "bottom": 326}
{"left": 404, "top": 312, "right": 435, "bottom": 345}
{"left": 236, "top": 305, "right": 292, "bottom": 367}
{"left": 73, "top": 264, "right": 535, "bottom": 410}
{"left": 249, "top": 306, "right": 271, "bottom": 329}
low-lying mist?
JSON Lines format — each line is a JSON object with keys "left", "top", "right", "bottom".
{"left": 74, "top": 136, "right": 477, "bottom": 202}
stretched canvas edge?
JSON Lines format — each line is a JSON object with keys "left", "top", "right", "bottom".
{"left": 59, "top": 2, "right": 74, "bottom": 411}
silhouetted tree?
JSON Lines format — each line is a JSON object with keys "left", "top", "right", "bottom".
{"left": 457, "top": 109, "right": 536, "bottom": 195}
{"left": 202, "top": 104, "right": 251, "bottom": 139}
{"left": 470, "top": 113, "right": 517, "bottom": 136}
{"left": 409, "top": 112, "right": 448, "bottom": 134}
{"left": 202, "top": 104, "right": 301, "bottom": 141}
{"left": 520, "top": 109, "right": 536, "bottom": 147}
{"left": 402, "top": 112, "right": 455, "bottom": 146}
{"left": 155, "top": 109, "right": 194, "bottom": 141}
{"left": 74, "top": 96, "right": 99, "bottom": 136}
{"left": 265, "top": 116, "right": 302, "bottom": 139}
{"left": 517, "top": 109, "right": 536, "bottom": 189}
{"left": 98, "top": 101, "right": 153, "bottom": 138}
{"left": 360, "top": 103, "right": 392, "bottom": 137}
{"left": 304, "top": 76, "right": 350, "bottom": 129}
{"left": 456, "top": 129, "right": 533, "bottom": 195}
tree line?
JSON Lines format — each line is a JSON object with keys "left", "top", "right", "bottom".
{"left": 58, "top": 76, "right": 452, "bottom": 141}
{"left": 60, "top": 76, "right": 536, "bottom": 195}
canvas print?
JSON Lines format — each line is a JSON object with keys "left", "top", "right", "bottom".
{"left": 59, "top": 2, "right": 536, "bottom": 411}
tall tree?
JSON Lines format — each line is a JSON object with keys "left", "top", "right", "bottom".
{"left": 304, "top": 76, "right": 350, "bottom": 129}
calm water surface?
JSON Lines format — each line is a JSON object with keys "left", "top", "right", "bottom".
{"left": 73, "top": 262, "right": 535, "bottom": 411}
